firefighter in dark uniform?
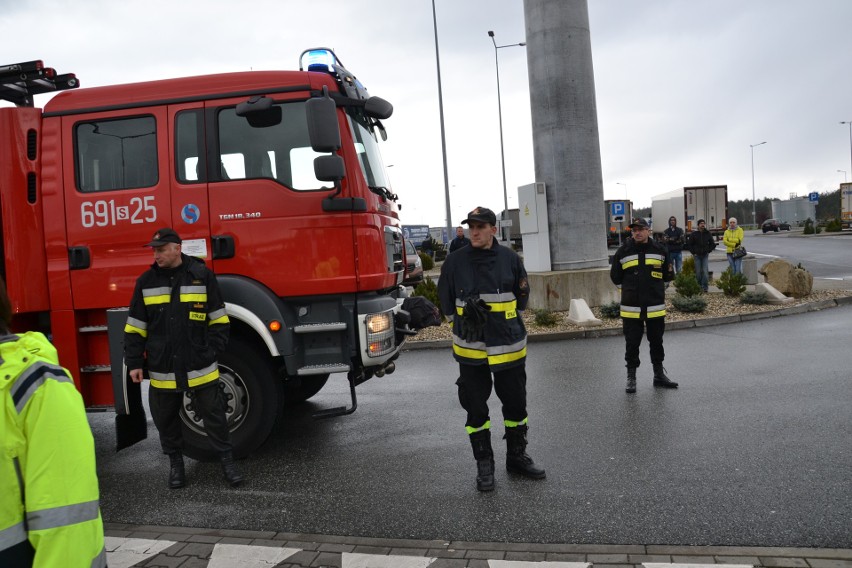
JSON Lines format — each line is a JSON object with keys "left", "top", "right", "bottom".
{"left": 610, "top": 218, "right": 679, "bottom": 393}
{"left": 438, "top": 207, "right": 545, "bottom": 492}
{"left": 124, "top": 228, "right": 243, "bottom": 488}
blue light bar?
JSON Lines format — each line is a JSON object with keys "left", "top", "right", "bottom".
{"left": 300, "top": 49, "right": 336, "bottom": 73}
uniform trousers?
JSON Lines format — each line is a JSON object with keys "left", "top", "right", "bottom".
{"left": 622, "top": 317, "right": 665, "bottom": 369}
{"left": 456, "top": 362, "right": 527, "bottom": 430}
{"left": 149, "top": 381, "right": 232, "bottom": 455}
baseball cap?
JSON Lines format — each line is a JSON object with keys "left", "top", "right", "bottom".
{"left": 462, "top": 207, "right": 497, "bottom": 226}
{"left": 628, "top": 218, "right": 649, "bottom": 229}
{"left": 145, "top": 227, "right": 182, "bottom": 247}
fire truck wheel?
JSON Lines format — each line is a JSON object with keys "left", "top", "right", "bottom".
{"left": 284, "top": 374, "right": 330, "bottom": 406}
{"left": 179, "top": 336, "right": 282, "bottom": 461}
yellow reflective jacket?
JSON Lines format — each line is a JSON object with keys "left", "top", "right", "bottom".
{"left": 0, "top": 332, "right": 105, "bottom": 567}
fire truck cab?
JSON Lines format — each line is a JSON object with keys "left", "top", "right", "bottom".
{"left": 0, "top": 51, "right": 408, "bottom": 459}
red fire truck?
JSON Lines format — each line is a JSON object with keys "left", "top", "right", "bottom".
{"left": 0, "top": 51, "right": 411, "bottom": 459}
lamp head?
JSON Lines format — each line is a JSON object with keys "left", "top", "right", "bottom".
{"left": 488, "top": 30, "right": 495, "bottom": 37}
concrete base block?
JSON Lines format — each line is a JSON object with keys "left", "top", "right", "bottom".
{"left": 527, "top": 267, "right": 618, "bottom": 311}
{"left": 755, "top": 282, "right": 794, "bottom": 304}
{"left": 743, "top": 256, "right": 758, "bottom": 284}
{"left": 567, "top": 298, "right": 602, "bottom": 327}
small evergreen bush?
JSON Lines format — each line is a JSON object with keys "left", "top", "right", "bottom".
{"left": 673, "top": 270, "right": 702, "bottom": 297}
{"left": 740, "top": 290, "right": 768, "bottom": 305}
{"left": 600, "top": 301, "right": 621, "bottom": 319}
{"left": 681, "top": 255, "right": 696, "bottom": 276}
{"left": 419, "top": 252, "right": 434, "bottom": 271}
{"left": 825, "top": 218, "right": 842, "bottom": 232}
{"left": 671, "top": 294, "right": 707, "bottom": 313}
{"left": 413, "top": 277, "right": 444, "bottom": 320}
{"left": 533, "top": 309, "right": 559, "bottom": 327}
{"left": 717, "top": 268, "right": 747, "bottom": 297}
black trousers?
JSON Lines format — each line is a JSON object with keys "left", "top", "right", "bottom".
{"left": 149, "top": 381, "right": 232, "bottom": 455}
{"left": 623, "top": 317, "right": 665, "bottom": 369}
{"left": 456, "top": 362, "right": 527, "bottom": 431}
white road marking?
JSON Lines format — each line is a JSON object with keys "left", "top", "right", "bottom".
{"left": 489, "top": 561, "right": 591, "bottom": 567}
{"left": 342, "top": 551, "right": 435, "bottom": 567}
{"left": 644, "top": 563, "right": 753, "bottom": 568}
{"left": 208, "top": 543, "right": 300, "bottom": 567}
{"left": 104, "top": 537, "right": 177, "bottom": 568}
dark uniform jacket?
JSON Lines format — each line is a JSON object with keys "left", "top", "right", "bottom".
{"left": 449, "top": 236, "right": 471, "bottom": 253}
{"left": 124, "top": 254, "right": 230, "bottom": 391}
{"left": 687, "top": 228, "right": 716, "bottom": 256}
{"left": 438, "top": 240, "right": 529, "bottom": 371}
{"left": 610, "top": 237, "right": 673, "bottom": 320}
{"left": 663, "top": 226, "right": 685, "bottom": 252}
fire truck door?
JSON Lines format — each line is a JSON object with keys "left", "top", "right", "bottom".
{"left": 63, "top": 107, "right": 171, "bottom": 310}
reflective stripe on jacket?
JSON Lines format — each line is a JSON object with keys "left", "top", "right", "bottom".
{"left": 0, "top": 332, "right": 105, "bottom": 567}
{"left": 124, "top": 254, "right": 230, "bottom": 391}
{"left": 438, "top": 240, "right": 529, "bottom": 371}
{"left": 609, "top": 237, "right": 673, "bottom": 320}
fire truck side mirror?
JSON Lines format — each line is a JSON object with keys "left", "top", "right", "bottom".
{"left": 236, "top": 96, "right": 282, "bottom": 128}
{"left": 364, "top": 96, "right": 393, "bottom": 120}
{"left": 314, "top": 154, "right": 345, "bottom": 183}
{"left": 306, "top": 93, "right": 341, "bottom": 153}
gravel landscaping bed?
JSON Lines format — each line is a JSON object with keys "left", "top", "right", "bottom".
{"left": 408, "top": 288, "right": 852, "bottom": 343}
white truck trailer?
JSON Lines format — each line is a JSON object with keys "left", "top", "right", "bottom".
{"left": 651, "top": 185, "right": 728, "bottom": 238}
{"left": 841, "top": 182, "right": 852, "bottom": 229}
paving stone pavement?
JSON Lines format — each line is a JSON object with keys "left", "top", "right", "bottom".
{"left": 104, "top": 524, "right": 852, "bottom": 568}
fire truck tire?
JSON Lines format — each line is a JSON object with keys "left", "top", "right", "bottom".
{"left": 179, "top": 336, "right": 282, "bottom": 461}
{"left": 284, "top": 374, "right": 330, "bottom": 406}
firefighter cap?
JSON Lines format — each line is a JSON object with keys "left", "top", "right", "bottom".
{"left": 145, "top": 227, "right": 182, "bottom": 247}
{"left": 462, "top": 207, "right": 497, "bottom": 226}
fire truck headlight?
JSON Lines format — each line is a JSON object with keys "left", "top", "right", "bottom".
{"left": 366, "top": 312, "right": 392, "bottom": 334}
{"left": 365, "top": 311, "right": 395, "bottom": 358}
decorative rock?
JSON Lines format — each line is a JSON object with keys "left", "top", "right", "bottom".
{"left": 759, "top": 259, "right": 813, "bottom": 297}
{"left": 567, "top": 298, "right": 602, "bottom": 327}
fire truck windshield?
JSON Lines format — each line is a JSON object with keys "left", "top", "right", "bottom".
{"left": 347, "top": 109, "right": 394, "bottom": 200}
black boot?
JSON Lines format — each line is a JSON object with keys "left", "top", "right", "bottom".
{"left": 168, "top": 452, "right": 185, "bottom": 489}
{"left": 220, "top": 452, "right": 244, "bottom": 487}
{"left": 505, "top": 424, "right": 546, "bottom": 479}
{"left": 626, "top": 367, "right": 637, "bottom": 393}
{"left": 653, "top": 364, "right": 678, "bottom": 388}
{"left": 469, "top": 431, "right": 495, "bottom": 492}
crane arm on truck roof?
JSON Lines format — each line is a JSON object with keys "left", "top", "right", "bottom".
{"left": 0, "top": 60, "right": 79, "bottom": 107}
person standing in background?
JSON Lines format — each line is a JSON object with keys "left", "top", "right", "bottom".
{"left": 687, "top": 219, "right": 716, "bottom": 292}
{"left": 723, "top": 218, "right": 745, "bottom": 275}
{"left": 663, "top": 216, "right": 685, "bottom": 275}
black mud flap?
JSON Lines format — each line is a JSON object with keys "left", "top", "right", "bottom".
{"left": 107, "top": 308, "right": 148, "bottom": 451}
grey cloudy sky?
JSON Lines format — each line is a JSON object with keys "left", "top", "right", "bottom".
{"left": 4, "top": 0, "right": 852, "bottom": 226}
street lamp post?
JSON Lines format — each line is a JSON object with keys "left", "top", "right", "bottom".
{"left": 839, "top": 169, "right": 848, "bottom": 183}
{"left": 615, "top": 182, "right": 628, "bottom": 245}
{"left": 841, "top": 121, "right": 852, "bottom": 177}
{"left": 750, "top": 141, "right": 767, "bottom": 227}
{"left": 488, "top": 30, "right": 525, "bottom": 242}
{"left": 432, "top": 0, "right": 453, "bottom": 244}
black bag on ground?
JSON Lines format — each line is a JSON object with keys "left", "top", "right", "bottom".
{"left": 401, "top": 296, "right": 442, "bottom": 330}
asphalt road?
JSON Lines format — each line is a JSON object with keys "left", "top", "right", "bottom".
{"left": 89, "top": 304, "right": 852, "bottom": 549}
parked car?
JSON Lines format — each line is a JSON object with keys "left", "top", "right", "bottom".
{"left": 402, "top": 239, "right": 424, "bottom": 287}
{"left": 762, "top": 218, "right": 791, "bottom": 233}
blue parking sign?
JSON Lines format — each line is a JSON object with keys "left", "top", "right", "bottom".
{"left": 808, "top": 192, "right": 819, "bottom": 203}
{"left": 610, "top": 201, "right": 625, "bottom": 216}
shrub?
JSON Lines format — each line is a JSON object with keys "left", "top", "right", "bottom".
{"left": 413, "top": 276, "right": 444, "bottom": 320}
{"left": 803, "top": 218, "right": 822, "bottom": 235}
{"left": 825, "top": 218, "right": 842, "bottom": 232}
{"left": 740, "top": 290, "right": 768, "bottom": 305}
{"left": 673, "top": 270, "right": 702, "bottom": 297}
{"left": 600, "top": 301, "right": 621, "bottom": 319}
{"left": 533, "top": 309, "right": 559, "bottom": 327}
{"left": 419, "top": 252, "right": 434, "bottom": 271}
{"left": 717, "top": 268, "right": 747, "bottom": 297}
{"left": 671, "top": 294, "right": 707, "bottom": 313}
{"left": 681, "top": 254, "right": 696, "bottom": 276}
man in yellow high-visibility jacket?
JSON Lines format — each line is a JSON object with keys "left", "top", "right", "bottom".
{"left": 0, "top": 276, "right": 106, "bottom": 567}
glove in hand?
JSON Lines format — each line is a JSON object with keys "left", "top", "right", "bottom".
{"left": 459, "top": 298, "right": 491, "bottom": 343}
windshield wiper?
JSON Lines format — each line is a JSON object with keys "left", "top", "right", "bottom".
{"left": 369, "top": 185, "right": 398, "bottom": 202}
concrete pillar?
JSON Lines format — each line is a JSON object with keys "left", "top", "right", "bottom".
{"left": 523, "top": 0, "right": 608, "bottom": 271}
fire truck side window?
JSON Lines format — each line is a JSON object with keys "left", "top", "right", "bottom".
{"left": 175, "top": 110, "right": 205, "bottom": 183}
{"left": 75, "top": 116, "right": 157, "bottom": 192}
{"left": 216, "top": 102, "right": 325, "bottom": 190}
